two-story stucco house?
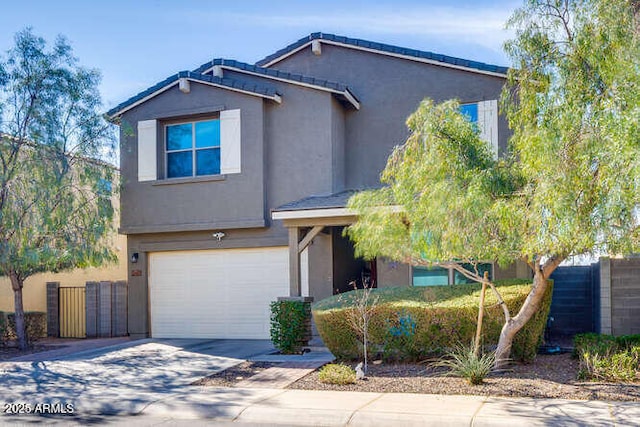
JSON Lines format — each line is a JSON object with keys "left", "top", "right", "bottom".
{"left": 108, "top": 33, "right": 530, "bottom": 340}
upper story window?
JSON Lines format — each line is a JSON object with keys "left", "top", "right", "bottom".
{"left": 459, "top": 100, "right": 498, "bottom": 159}
{"left": 459, "top": 103, "right": 478, "bottom": 124}
{"left": 166, "top": 119, "right": 221, "bottom": 178}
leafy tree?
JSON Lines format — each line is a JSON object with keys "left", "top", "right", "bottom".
{"left": 347, "top": 0, "right": 640, "bottom": 367}
{"left": 0, "top": 29, "right": 116, "bottom": 349}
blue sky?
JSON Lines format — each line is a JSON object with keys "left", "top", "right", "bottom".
{"left": 0, "top": 0, "right": 519, "bottom": 110}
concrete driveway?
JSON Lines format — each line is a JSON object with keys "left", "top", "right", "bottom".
{"left": 0, "top": 339, "right": 274, "bottom": 416}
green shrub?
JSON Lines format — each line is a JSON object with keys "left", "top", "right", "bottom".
{"left": 318, "top": 363, "right": 356, "bottom": 385}
{"left": 433, "top": 342, "right": 495, "bottom": 385}
{"left": 3, "top": 312, "right": 47, "bottom": 343}
{"left": 270, "top": 300, "right": 311, "bottom": 354}
{"left": 0, "top": 311, "right": 6, "bottom": 343}
{"left": 574, "top": 333, "right": 640, "bottom": 381}
{"left": 313, "top": 280, "right": 552, "bottom": 362}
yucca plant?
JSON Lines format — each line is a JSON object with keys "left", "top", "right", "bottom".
{"left": 433, "top": 342, "right": 495, "bottom": 385}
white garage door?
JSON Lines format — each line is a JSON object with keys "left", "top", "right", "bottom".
{"left": 149, "top": 247, "right": 289, "bottom": 339}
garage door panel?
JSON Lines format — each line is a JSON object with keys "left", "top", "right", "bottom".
{"left": 149, "top": 247, "right": 289, "bottom": 339}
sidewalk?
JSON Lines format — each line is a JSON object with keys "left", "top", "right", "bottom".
{"left": 2, "top": 340, "right": 638, "bottom": 426}
{"left": 61, "top": 386, "right": 640, "bottom": 426}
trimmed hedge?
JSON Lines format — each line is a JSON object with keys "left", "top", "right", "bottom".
{"left": 2, "top": 311, "right": 47, "bottom": 344}
{"left": 313, "top": 280, "right": 552, "bottom": 362}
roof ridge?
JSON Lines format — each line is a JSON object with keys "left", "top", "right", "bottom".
{"left": 255, "top": 32, "right": 509, "bottom": 75}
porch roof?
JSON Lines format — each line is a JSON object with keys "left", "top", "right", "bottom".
{"left": 271, "top": 190, "right": 359, "bottom": 220}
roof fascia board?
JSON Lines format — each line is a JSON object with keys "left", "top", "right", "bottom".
{"left": 108, "top": 82, "right": 178, "bottom": 120}
{"left": 271, "top": 205, "right": 402, "bottom": 220}
{"left": 108, "top": 77, "right": 280, "bottom": 120}
{"left": 272, "top": 207, "right": 356, "bottom": 220}
{"left": 201, "top": 64, "right": 359, "bottom": 110}
{"left": 262, "top": 40, "right": 508, "bottom": 79}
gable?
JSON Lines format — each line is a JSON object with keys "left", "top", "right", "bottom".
{"left": 107, "top": 71, "right": 280, "bottom": 121}
{"left": 256, "top": 32, "right": 509, "bottom": 78}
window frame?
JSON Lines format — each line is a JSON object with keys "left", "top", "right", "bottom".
{"left": 163, "top": 116, "right": 221, "bottom": 179}
{"left": 412, "top": 263, "right": 494, "bottom": 287}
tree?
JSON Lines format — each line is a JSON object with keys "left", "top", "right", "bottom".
{"left": 347, "top": 0, "right": 640, "bottom": 367}
{"left": 0, "top": 29, "right": 116, "bottom": 349}
{"left": 345, "top": 280, "right": 379, "bottom": 375}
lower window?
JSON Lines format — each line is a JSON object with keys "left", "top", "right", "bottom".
{"left": 412, "top": 266, "right": 449, "bottom": 286}
{"left": 412, "top": 263, "right": 493, "bottom": 286}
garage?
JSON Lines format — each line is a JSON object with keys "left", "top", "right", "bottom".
{"left": 148, "top": 247, "right": 289, "bottom": 339}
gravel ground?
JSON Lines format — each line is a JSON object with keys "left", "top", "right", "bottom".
{"left": 192, "top": 361, "right": 277, "bottom": 387}
{"left": 288, "top": 353, "right": 640, "bottom": 402}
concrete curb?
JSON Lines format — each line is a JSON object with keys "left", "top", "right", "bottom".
{"left": 65, "top": 387, "right": 639, "bottom": 426}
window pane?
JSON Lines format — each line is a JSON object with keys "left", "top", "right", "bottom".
{"left": 196, "top": 148, "right": 220, "bottom": 175}
{"left": 413, "top": 266, "right": 449, "bottom": 286}
{"left": 460, "top": 103, "right": 478, "bottom": 123}
{"left": 454, "top": 263, "right": 493, "bottom": 284}
{"left": 166, "top": 123, "right": 193, "bottom": 150}
{"left": 167, "top": 151, "right": 193, "bottom": 178}
{"left": 195, "top": 120, "right": 220, "bottom": 148}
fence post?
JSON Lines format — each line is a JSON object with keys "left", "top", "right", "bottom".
{"left": 599, "top": 257, "right": 612, "bottom": 335}
{"left": 111, "top": 281, "right": 128, "bottom": 337}
{"left": 97, "top": 281, "right": 113, "bottom": 337}
{"left": 46, "top": 282, "right": 60, "bottom": 337}
{"left": 85, "top": 282, "right": 99, "bottom": 338}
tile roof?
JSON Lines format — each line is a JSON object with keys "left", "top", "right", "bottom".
{"left": 274, "top": 190, "right": 360, "bottom": 211}
{"left": 195, "top": 58, "right": 359, "bottom": 107}
{"left": 107, "top": 71, "right": 280, "bottom": 119}
{"left": 256, "top": 32, "right": 509, "bottom": 76}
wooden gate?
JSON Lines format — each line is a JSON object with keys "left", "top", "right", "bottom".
{"left": 59, "top": 287, "right": 86, "bottom": 338}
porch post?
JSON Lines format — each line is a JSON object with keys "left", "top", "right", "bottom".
{"left": 288, "top": 226, "right": 301, "bottom": 296}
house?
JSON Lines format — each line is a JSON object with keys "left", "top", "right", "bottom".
{"left": 107, "top": 33, "right": 530, "bottom": 340}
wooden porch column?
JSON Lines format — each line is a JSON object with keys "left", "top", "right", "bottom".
{"left": 288, "top": 225, "right": 325, "bottom": 297}
{"left": 289, "top": 227, "right": 301, "bottom": 296}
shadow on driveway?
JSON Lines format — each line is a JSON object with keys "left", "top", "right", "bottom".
{"left": 0, "top": 339, "right": 275, "bottom": 402}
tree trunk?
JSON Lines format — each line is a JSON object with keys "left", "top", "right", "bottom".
{"left": 474, "top": 274, "right": 488, "bottom": 357}
{"left": 494, "top": 269, "right": 549, "bottom": 368}
{"left": 9, "top": 273, "right": 27, "bottom": 350}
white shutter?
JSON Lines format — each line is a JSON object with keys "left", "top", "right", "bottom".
{"left": 137, "top": 120, "right": 157, "bottom": 181}
{"left": 477, "top": 100, "right": 499, "bottom": 159}
{"left": 220, "top": 109, "right": 241, "bottom": 174}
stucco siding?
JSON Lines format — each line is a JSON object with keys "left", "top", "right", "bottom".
{"left": 119, "top": 82, "right": 266, "bottom": 234}
{"left": 271, "top": 43, "right": 508, "bottom": 189}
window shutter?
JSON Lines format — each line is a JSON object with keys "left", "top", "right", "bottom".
{"left": 477, "top": 100, "right": 499, "bottom": 159}
{"left": 220, "top": 109, "right": 241, "bottom": 174}
{"left": 137, "top": 120, "right": 157, "bottom": 181}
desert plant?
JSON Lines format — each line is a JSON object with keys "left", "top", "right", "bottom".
{"left": 344, "top": 281, "right": 379, "bottom": 374}
{"left": 318, "top": 363, "right": 356, "bottom": 385}
{"left": 269, "top": 299, "right": 311, "bottom": 354}
{"left": 383, "top": 310, "right": 418, "bottom": 361}
{"left": 579, "top": 348, "right": 640, "bottom": 382}
{"left": 574, "top": 333, "right": 640, "bottom": 382}
{"left": 433, "top": 342, "right": 495, "bottom": 385}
